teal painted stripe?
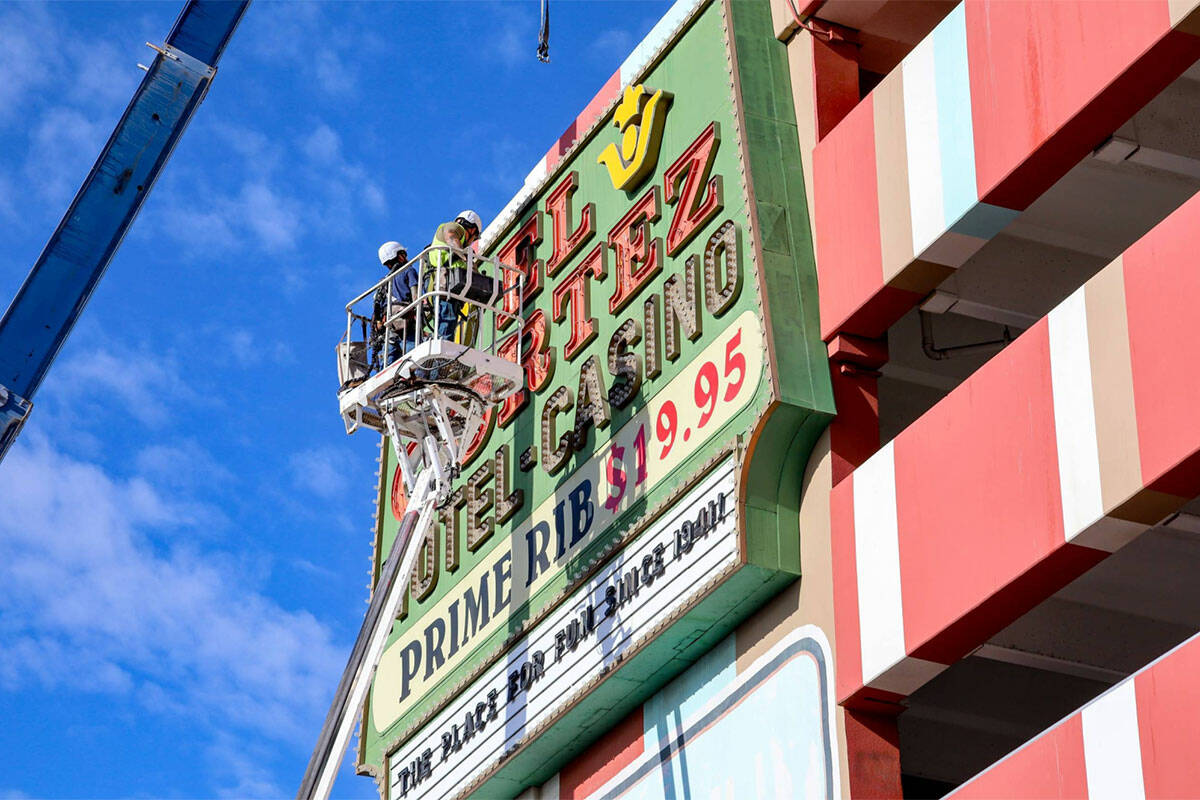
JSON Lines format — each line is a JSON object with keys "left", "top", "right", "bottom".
{"left": 934, "top": 4, "right": 978, "bottom": 230}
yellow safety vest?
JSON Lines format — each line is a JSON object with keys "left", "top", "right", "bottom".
{"left": 429, "top": 222, "right": 466, "bottom": 266}
{"left": 430, "top": 222, "right": 476, "bottom": 346}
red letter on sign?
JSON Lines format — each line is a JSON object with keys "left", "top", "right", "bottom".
{"left": 552, "top": 244, "right": 607, "bottom": 362}
{"left": 496, "top": 212, "right": 543, "bottom": 330}
{"left": 544, "top": 171, "right": 595, "bottom": 277}
{"left": 664, "top": 122, "right": 723, "bottom": 258}
{"left": 607, "top": 186, "right": 662, "bottom": 314}
{"left": 460, "top": 406, "right": 495, "bottom": 465}
{"left": 497, "top": 309, "right": 555, "bottom": 427}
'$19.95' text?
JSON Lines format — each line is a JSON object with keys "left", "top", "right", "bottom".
{"left": 601, "top": 313, "right": 760, "bottom": 514}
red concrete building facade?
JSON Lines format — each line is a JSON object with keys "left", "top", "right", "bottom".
{"left": 510, "top": 1, "right": 1200, "bottom": 797}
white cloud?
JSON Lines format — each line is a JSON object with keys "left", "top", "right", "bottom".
{"left": 329, "top": 263, "right": 371, "bottom": 313}
{"left": 0, "top": 433, "right": 346, "bottom": 748}
{"left": 0, "top": 635, "right": 134, "bottom": 694}
{"left": 289, "top": 445, "right": 352, "bottom": 500}
{"left": 24, "top": 106, "right": 112, "bottom": 208}
{"left": 0, "top": 4, "right": 146, "bottom": 225}
{"left": 592, "top": 28, "right": 634, "bottom": 58}
{"left": 239, "top": 4, "right": 377, "bottom": 102}
{"left": 0, "top": 5, "right": 56, "bottom": 123}
{"left": 208, "top": 733, "right": 289, "bottom": 799}
{"left": 229, "top": 328, "right": 257, "bottom": 366}
{"left": 53, "top": 343, "right": 196, "bottom": 428}
{"left": 158, "top": 203, "right": 241, "bottom": 253}
{"left": 213, "top": 121, "right": 285, "bottom": 177}
{"left": 493, "top": 22, "right": 526, "bottom": 68}
{"left": 482, "top": 2, "right": 544, "bottom": 70}
{"left": 282, "top": 269, "right": 310, "bottom": 297}
{"left": 487, "top": 135, "right": 535, "bottom": 196}
{"left": 303, "top": 123, "right": 342, "bottom": 166}
{"left": 244, "top": 0, "right": 323, "bottom": 60}
{"left": 225, "top": 328, "right": 296, "bottom": 369}
{"left": 300, "top": 121, "right": 386, "bottom": 220}
{"left": 361, "top": 182, "right": 386, "bottom": 216}
{"left": 475, "top": 2, "right": 539, "bottom": 69}
{"left": 0, "top": 172, "right": 18, "bottom": 224}
{"left": 292, "top": 557, "right": 338, "bottom": 580}
{"left": 149, "top": 117, "right": 385, "bottom": 260}
{"left": 241, "top": 181, "right": 304, "bottom": 250}
{"left": 0, "top": 4, "right": 139, "bottom": 124}
{"left": 314, "top": 49, "right": 355, "bottom": 98}
{"left": 134, "top": 439, "right": 237, "bottom": 493}
{"left": 65, "top": 40, "right": 140, "bottom": 114}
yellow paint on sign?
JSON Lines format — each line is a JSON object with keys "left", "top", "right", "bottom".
{"left": 597, "top": 84, "right": 673, "bottom": 191}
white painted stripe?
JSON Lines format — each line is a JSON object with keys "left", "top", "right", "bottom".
{"left": 902, "top": 34, "right": 945, "bottom": 257}
{"left": 1082, "top": 680, "right": 1146, "bottom": 800}
{"left": 526, "top": 154, "right": 548, "bottom": 187}
{"left": 1049, "top": 288, "right": 1105, "bottom": 539}
{"left": 853, "top": 442, "right": 907, "bottom": 685}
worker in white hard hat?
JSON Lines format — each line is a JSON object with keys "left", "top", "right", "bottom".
{"left": 427, "top": 210, "right": 483, "bottom": 343}
{"left": 372, "top": 242, "right": 415, "bottom": 367}
{"left": 378, "top": 240, "right": 406, "bottom": 268}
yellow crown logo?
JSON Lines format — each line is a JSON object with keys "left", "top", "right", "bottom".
{"left": 597, "top": 84, "right": 673, "bottom": 191}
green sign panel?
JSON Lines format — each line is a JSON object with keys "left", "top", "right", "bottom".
{"left": 359, "top": 0, "right": 834, "bottom": 790}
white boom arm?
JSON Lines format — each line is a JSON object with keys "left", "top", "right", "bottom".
{"left": 297, "top": 440, "right": 441, "bottom": 800}
{"left": 306, "top": 241, "right": 526, "bottom": 799}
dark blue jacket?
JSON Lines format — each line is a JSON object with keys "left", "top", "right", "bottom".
{"left": 390, "top": 263, "right": 419, "bottom": 309}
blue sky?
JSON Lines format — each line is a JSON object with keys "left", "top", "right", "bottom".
{"left": 0, "top": 2, "right": 669, "bottom": 796}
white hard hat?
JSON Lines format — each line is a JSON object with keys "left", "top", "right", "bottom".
{"left": 378, "top": 241, "right": 407, "bottom": 266}
{"left": 456, "top": 209, "right": 483, "bottom": 233}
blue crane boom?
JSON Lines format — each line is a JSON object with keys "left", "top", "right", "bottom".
{"left": 0, "top": 0, "right": 249, "bottom": 462}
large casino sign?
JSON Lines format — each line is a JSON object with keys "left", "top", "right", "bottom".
{"left": 359, "top": 1, "right": 835, "bottom": 795}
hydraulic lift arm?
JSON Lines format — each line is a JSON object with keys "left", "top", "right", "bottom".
{"left": 0, "top": 0, "right": 249, "bottom": 462}
{"left": 304, "top": 248, "right": 528, "bottom": 799}
{"left": 298, "top": 471, "right": 439, "bottom": 800}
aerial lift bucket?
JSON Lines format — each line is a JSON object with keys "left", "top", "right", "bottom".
{"left": 334, "top": 244, "right": 524, "bottom": 486}
{"left": 299, "top": 244, "right": 527, "bottom": 800}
